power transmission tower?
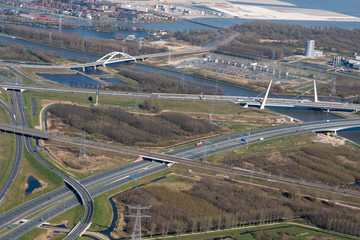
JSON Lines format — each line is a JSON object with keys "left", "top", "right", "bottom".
{"left": 168, "top": 51, "right": 171, "bottom": 63}
{"left": 126, "top": 205, "right": 151, "bottom": 240}
{"left": 78, "top": 131, "right": 91, "bottom": 158}
{"left": 59, "top": 15, "right": 62, "bottom": 32}
{"left": 95, "top": 89, "right": 99, "bottom": 105}
{"left": 134, "top": 86, "right": 140, "bottom": 117}
{"left": 331, "top": 77, "right": 336, "bottom": 94}
{"left": 139, "top": 37, "right": 143, "bottom": 51}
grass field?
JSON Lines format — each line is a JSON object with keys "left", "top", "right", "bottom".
{"left": 1, "top": 150, "right": 62, "bottom": 212}
{"left": 0, "top": 134, "right": 15, "bottom": 194}
{"left": 150, "top": 222, "right": 358, "bottom": 240}
{"left": 207, "top": 132, "right": 313, "bottom": 164}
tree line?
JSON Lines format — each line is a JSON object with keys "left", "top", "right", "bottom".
{"left": 0, "top": 44, "right": 52, "bottom": 62}
{"left": 115, "top": 178, "right": 360, "bottom": 237}
{"left": 49, "top": 104, "right": 217, "bottom": 146}
{"left": 0, "top": 24, "right": 168, "bottom": 56}
{"left": 170, "top": 29, "right": 218, "bottom": 46}
{"left": 222, "top": 143, "right": 360, "bottom": 187}
{"left": 216, "top": 21, "right": 360, "bottom": 59}
{"left": 113, "top": 66, "right": 223, "bottom": 95}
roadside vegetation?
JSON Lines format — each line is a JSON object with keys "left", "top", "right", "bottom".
{"left": 170, "top": 29, "right": 218, "bottom": 46}
{"left": 0, "top": 44, "right": 53, "bottom": 63}
{"left": 0, "top": 133, "right": 15, "bottom": 191}
{"left": 48, "top": 104, "right": 220, "bottom": 146}
{"left": 110, "top": 66, "right": 223, "bottom": 95}
{"left": 1, "top": 150, "right": 62, "bottom": 212}
{"left": 114, "top": 176, "right": 360, "bottom": 238}
{"left": 217, "top": 21, "right": 360, "bottom": 59}
{"left": 1, "top": 24, "right": 168, "bottom": 56}
{"left": 209, "top": 134, "right": 360, "bottom": 186}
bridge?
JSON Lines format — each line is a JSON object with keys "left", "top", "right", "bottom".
{"left": 1, "top": 119, "right": 360, "bottom": 143}
{"left": 0, "top": 123, "right": 50, "bottom": 139}
{"left": 4, "top": 48, "right": 212, "bottom": 71}
{"left": 240, "top": 79, "right": 360, "bottom": 112}
{"left": 1, "top": 82, "right": 360, "bottom": 112}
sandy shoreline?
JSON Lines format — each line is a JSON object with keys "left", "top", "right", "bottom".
{"left": 114, "top": 0, "right": 360, "bottom": 23}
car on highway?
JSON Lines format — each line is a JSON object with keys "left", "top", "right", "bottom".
{"left": 195, "top": 142, "right": 203, "bottom": 146}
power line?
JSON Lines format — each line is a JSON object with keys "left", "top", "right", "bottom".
{"left": 126, "top": 205, "right": 151, "bottom": 240}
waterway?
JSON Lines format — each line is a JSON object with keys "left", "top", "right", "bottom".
{"left": 0, "top": 17, "right": 358, "bottom": 142}
{"left": 36, "top": 73, "right": 103, "bottom": 87}
{"left": 25, "top": 175, "right": 42, "bottom": 195}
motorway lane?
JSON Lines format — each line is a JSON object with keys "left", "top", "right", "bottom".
{"left": 0, "top": 98, "right": 23, "bottom": 204}
{"left": 167, "top": 118, "right": 360, "bottom": 159}
{"left": 0, "top": 162, "right": 168, "bottom": 240}
{"left": 13, "top": 91, "right": 94, "bottom": 239}
{"left": 1, "top": 83, "right": 359, "bottom": 112}
{"left": 0, "top": 160, "right": 155, "bottom": 232}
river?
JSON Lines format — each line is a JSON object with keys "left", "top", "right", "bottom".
{"left": 0, "top": 13, "right": 358, "bottom": 143}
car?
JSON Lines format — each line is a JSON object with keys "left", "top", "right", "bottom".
{"left": 259, "top": 137, "right": 264, "bottom": 141}
{"left": 40, "top": 217, "right": 45, "bottom": 222}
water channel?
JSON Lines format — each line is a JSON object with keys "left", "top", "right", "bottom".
{"left": 0, "top": 13, "right": 358, "bottom": 142}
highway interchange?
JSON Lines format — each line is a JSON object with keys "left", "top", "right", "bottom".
{"left": 0, "top": 65, "right": 360, "bottom": 239}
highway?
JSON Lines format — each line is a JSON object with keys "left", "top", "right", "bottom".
{"left": 0, "top": 48, "right": 212, "bottom": 70}
{"left": 0, "top": 97, "right": 23, "bottom": 204}
{"left": 1, "top": 83, "right": 360, "bottom": 112}
{"left": 0, "top": 160, "right": 157, "bottom": 231}
{"left": 167, "top": 118, "right": 360, "bottom": 159}
{"left": 12, "top": 90, "right": 94, "bottom": 239}
{"left": 1, "top": 118, "right": 360, "bottom": 238}
{"left": 0, "top": 160, "right": 168, "bottom": 240}
{"left": 1, "top": 118, "right": 360, "bottom": 150}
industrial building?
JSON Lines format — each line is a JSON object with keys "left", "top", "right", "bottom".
{"left": 305, "top": 40, "right": 315, "bottom": 57}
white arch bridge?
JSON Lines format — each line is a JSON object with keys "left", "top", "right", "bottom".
{"left": 69, "top": 48, "right": 211, "bottom": 71}
{"left": 7, "top": 48, "right": 212, "bottom": 70}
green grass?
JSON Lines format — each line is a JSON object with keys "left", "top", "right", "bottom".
{"left": 113, "top": 74, "right": 138, "bottom": 85}
{"left": 22, "top": 93, "right": 41, "bottom": 128}
{"left": 90, "top": 194, "right": 114, "bottom": 231}
{"left": 152, "top": 222, "right": 358, "bottom": 240}
{"left": 89, "top": 168, "right": 172, "bottom": 231}
{"left": 207, "top": 132, "right": 313, "bottom": 163}
{"left": 221, "top": 122, "right": 270, "bottom": 133}
{"left": 22, "top": 90, "right": 257, "bottom": 116}
{"left": 155, "top": 99, "right": 242, "bottom": 114}
{"left": 1, "top": 150, "right": 62, "bottom": 212}
{"left": 48, "top": 205, "right": 84, "bottom": 228}
{"left": 0, "top": 134, "right": 15, "bottom": 193}
{"left": 17, "top": 228, "right": 49, "bottom": 240}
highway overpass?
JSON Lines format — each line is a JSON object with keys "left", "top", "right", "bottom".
{"left": 1, "top": 83, "right": 360, "bottom": 112}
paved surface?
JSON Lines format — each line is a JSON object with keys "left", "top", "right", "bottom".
{"left": 0, "top": 161, "right": 167, "bottom": 240}
{"left": 0, "top": 97, "right": 23, "bottom": 204}
{"left": 1, "top": 83, "right": 359, "bottom": 112}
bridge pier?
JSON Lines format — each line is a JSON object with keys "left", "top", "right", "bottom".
{"left": 314, "top": 79, "right": 318, "bottom": 102}
{"left": 260, "top": 80, "right": 272, "bottom": 110}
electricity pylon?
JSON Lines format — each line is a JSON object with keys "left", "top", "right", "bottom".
{"left": 126, "top": 205, "right": 151, "bottom": 240}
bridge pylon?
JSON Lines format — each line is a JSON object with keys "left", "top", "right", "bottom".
{"left": 314, "top": 79, "right": 318, "bottom": 102}
{"left": 260, "top": 80, "right": 272, "bottom": 110}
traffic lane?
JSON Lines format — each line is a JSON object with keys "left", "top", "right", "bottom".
{"left": 168, "top": 119, "right": 360, "bottom": 157}
{"left": 0, "top": 160, "right": 155, "bottom": 232}
{"left": 0, "top": 163, "right": 168, "bottom": 240}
